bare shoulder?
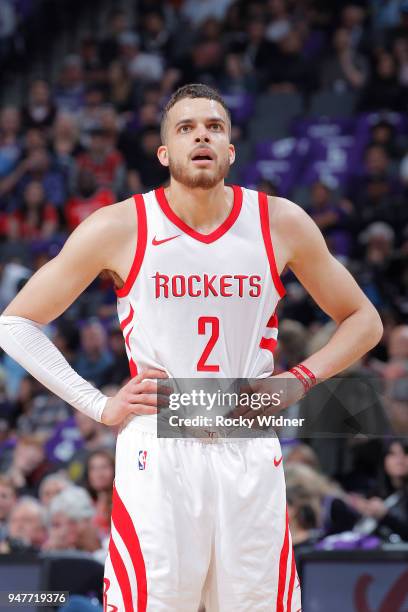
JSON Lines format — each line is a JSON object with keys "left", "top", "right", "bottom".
{"left": 267, "top": 195, "right": 310, "bottom": 230}
{"left": 59, "top": 196, "right": 137, "bottom": 276}
{"left": 266, "top": 195, "right": 327, "bottom": 266}
{"left": 81, "top": 196, "right": 137, "bottom": 237}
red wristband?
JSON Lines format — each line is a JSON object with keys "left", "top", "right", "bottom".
{"left": 289, "top": 367, "right": 310, "bottom": 394}
{"left": 296, "top": 363, "right": 317, "bottom": 386}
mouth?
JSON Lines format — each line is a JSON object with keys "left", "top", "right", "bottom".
{"left": 191, "top": 148, "right": 215, "bottom": 165}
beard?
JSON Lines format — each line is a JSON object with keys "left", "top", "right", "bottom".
{"left": 168, "top": 154, "right": 230, "bottom": 189}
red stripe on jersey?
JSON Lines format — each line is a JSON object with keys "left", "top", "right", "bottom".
{"left": 112, "top": 484, "right": 148, "bottom": 611}
{"left": 120, "top": 305, "right": 135, "bottom": 331}
{"left": 258, "top": 192, "right": 286, "bottom": 298}
{"left": 260, "top": 337, "right": 277, "bottom": 352}
{"left": 116, "top": 194, "right": 147, "bottom": 298}
{"left": 108, "top": 536, "right": 134, "bottom": 612}
{"left": 287, "top": 545, "right": 297, "bottom": 611}
{"left": 124, "top": 326, "right": 138, "bottom": 377}
{"left": 129, "top": 358, "right": 138, "bottom": 377}
{"left": 267, "top": 312, "right": 278, "bottom": 328}
{"left": 155, "top": 185, "right": 243, "bottom": 244}
{"left": 125, "top": 327, "right": 133, "bottom": 351}
{"left": 276, "top": 508, "right": 290, "bottom": 612}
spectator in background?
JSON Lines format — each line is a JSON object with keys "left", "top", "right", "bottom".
{"left": 392, "top": 34, "right": 408, "bottom": 87}
{"left": 0, "top": 147, "right": 67, "bottom": 209}
{"left": 348, "top": 144, "right": 400, "bottom": 230}
{"left": 285, "top": 462, "right": 360, "bottom": 536}
{"left": 242, "top": 18, "right": 274, "bottom": 79}
{"left": 181, "top": 0, "right": 234, "bottom": 27}
{"left": 78, "top": 35, "right": 105, "bottom": 85}
{"left": 63, "top": 411, "right": 114, "bottom": 484}
{"left": 74, "top": 320, "right": 113, "bottom": 388}
{"left": 141, "top": 10, "right": 173, "bottom": 58}
{"left": 2, "top": 497, "right": 47, "bottom": 553}
{"left": 0, "top": 0, "right": 16, "bottom": 62}
{"left": 103, "top": 326, "right": 131, "bottom": 387}
{"left": 106, "top": 60, "right": 136, "bottom": 115}
{"left": 127, "top": 126, "right": 169, "bottom": 191}
{"left": 0, "top": 476, "right": 16, "bottom": 540}
{"left": 0, "top": 107, "right": 22, "bottom": 179}
{"left": 65, "top": 169, "right": 115, "bottom": 231}
{"left": 22, "top": 80, "right": 56, "bottom": 133}
{"left": 52, "top": 112, "right": 81, "bottom": 161}
{"left": 321, "top": 27, "right": 368, "bottom": 92}
{"left": 39, "top": 473, "right": 72, "bottom": 507}
{"left": 6, "top": 180, "right": 58, "bottom": 240}
{"left": 340, "top": 3, "right": 367, "bottom": 51}
{"left": 265, "top": 0, "right": 292, "bottom": 43}
{"left": 75, "top": 126, "right": 125, "bottom": 195}
{"left": 99, "top": 9, "right": 128, "bottom": 66}
{"left": 287, "top": 484, "right": 321, "bottom": 557}
{"left": 350, "top": 439, "right": 408, "bottom": 540}
{"left": 218, "top": 52, "right": 258, "bottom": 94}
{"left": 5, "top": 433, "right": 55, "bottom": 497}
{"left": 369, "top": 119, "right": 403, "bottom": 162}
{"left": 54, "top": 55, "right": 86, "bottom": 114}
{"left": 78, "top": 87, "right": 106, "bottom": 145}
{"left": 358, "top": 51, "right": 406, "bottom": 112}
{"left": 118, "top": 31, "right": 164, "bottom": 84}
{"left": 83, "top": 450, "right": 114, "bottom": 540}
{"left": 267, "top": 29, "right": 315, "bottom": 93}
{"left": 308, "top": 181, "right": 353, "bottom": 258}
{"left": 45, "top": 486, "right": 105, "bottom": 561}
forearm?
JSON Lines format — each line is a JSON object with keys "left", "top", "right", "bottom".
{"left": 0, "top": 315, "right": 108, "bottom": 421}
{"left": 300, "top": 305, "right": 382, "bottom": 380}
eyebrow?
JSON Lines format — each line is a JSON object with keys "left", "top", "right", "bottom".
{"left": 174, "top": 117, "right": 227, "bottom": 128}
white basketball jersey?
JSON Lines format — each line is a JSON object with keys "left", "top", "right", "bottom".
{"left": 116, "top": 185, "right": 285, "bottom": 381}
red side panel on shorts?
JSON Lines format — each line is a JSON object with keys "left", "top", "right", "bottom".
{"left": 286, "top": 545, "right": 296, "bottom": 611}
{"left": 109, "top": 537, "right": 134, "bottom": 611}
{"left": 276, "top": 508, "right": 290, "bottom": 612}
{"left": 112, "top": 483, "right": 148, "bottom": 612}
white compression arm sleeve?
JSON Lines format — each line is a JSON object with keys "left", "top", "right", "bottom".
{"left": 0, "top": 315, "right": 108, "bottom": 422}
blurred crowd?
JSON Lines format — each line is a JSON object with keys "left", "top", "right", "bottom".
{"left": 0, "top": 0, "right": 407, "bottom": 590}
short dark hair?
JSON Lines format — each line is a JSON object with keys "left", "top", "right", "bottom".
{"left": 160, "top": 83, "right": 231, "bottom": 142}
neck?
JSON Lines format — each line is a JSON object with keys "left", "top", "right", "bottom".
{"left": 165, "top": 180, "right": 233, "bottom": 233}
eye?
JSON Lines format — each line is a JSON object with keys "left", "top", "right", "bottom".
{"left": 179, "top": 125, "right": 191, "bottom": 133}
{"left": 210, "top": 123, "right": 222, "bottom": 131}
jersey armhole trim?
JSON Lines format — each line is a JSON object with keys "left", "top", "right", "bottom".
{"left": 115, "top": 194, "right": 147, "bottom": 298}
{"left": 258, "top": 191, "right": 286, "bottom": 298}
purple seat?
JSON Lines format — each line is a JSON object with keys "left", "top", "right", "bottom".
{"left": 300, "top": 135, "right": 355, "bottom": 188}
{"left": 222, "top": 93, "right": 255, "bottom": 126}
{"left": 241, "top": 136, "right": 309, "bottom": 196}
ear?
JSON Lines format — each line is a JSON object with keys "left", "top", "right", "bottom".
{"left": 157, "top": 145, "right": 169, "bottom": 167}
{"left": 228, "top": 144, "right": 236, "bottom": 166}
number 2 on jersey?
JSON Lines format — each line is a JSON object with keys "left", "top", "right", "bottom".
{"left": 197, "top": 316, "right": 220, "bottom": 372}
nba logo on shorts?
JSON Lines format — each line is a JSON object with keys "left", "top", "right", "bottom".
{"left": 138, "top": 450, "right": 147, "bottom": 470}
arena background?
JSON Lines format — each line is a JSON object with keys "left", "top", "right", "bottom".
{"left": 0, "top": 0, "right": 407, "bottom": 610}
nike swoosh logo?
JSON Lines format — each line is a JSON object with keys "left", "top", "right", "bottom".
{"left": 274, "top": 456, "right": 283, "bottom": 467}
{"left": 152, "top": 234, "right": 181, "bottom": 246}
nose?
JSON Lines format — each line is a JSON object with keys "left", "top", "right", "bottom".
{"left": 195, "top": 126, "right": 210, "bottom": 143}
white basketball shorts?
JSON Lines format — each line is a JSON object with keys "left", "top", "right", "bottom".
{"left": 103, "top": 419, "right": 302, "bottom": 612}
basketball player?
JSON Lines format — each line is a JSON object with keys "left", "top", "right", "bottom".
{"left": 0, "top": 84, "right": 382, "bottom": 611}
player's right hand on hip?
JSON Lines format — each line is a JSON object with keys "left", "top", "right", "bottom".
{"left": 101, "top": 368, "right": 169, "bottom": 426}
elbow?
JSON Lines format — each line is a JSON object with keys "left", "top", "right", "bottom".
{"left": 366, "top": 305, "right": 383, "bottom": 349}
